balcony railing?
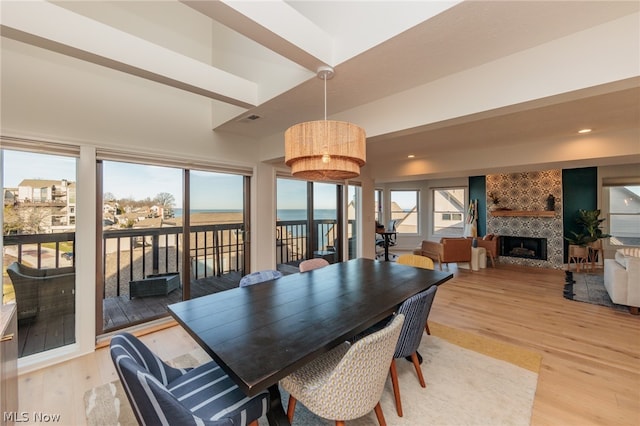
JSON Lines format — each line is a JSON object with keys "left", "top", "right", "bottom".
{"left": 3, "top": 218, "right": 348, "bottom": 345}
{"left": 4, "top": 219, "right": 342, "bottom": 298}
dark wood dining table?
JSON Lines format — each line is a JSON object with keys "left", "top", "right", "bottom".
{"left": 168, "top": 258, "right": 453, "bottom": 425}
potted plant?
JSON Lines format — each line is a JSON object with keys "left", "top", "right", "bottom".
{"left": 565, "top": 209, "right": 611, "bottom": 268}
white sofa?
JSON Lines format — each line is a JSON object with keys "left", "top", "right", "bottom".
{"left": 604, "top": 248, "right": 640, "bottom": 314}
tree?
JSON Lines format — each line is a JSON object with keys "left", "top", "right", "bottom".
{"left": 154, "top": 192, "right": 176, "bottom": 218}
{"left": 3, "top": 205, "right": 22, "bottom": 234}
{"left": 103, "top": 192, "right": 116, "bottom": 202}
{"left": 154, "top": 192, "right": 175, "bottom": 207}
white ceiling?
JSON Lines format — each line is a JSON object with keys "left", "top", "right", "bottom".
{"left": 2, "top": 0, "right": 639, "bottom": 180}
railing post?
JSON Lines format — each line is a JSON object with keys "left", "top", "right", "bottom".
{"left": 152, "top": 234, "right": 159, "bottom": 275}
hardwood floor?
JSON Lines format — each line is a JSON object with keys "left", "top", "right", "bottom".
{"left": 16, "top": 264, "right": 640, "bottom": 425}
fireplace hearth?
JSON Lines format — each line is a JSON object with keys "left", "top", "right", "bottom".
{"left": 500, "top": 236, "right": 547, "bottom": 260}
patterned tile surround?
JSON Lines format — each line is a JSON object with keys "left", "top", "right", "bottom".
{"left": 486, "top": 170, "right": 564, "bottom": 269}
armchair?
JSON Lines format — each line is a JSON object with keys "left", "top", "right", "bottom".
{"left": 413, "top": 238, "right": 473, "bottom": 270}
{"left": 6, "top": 262, "right": 75, "bottom": 321}
{"left": 440, "top": 238, "right": 472, "bottom": 269}
{"left": 475, "top": 234, "right": 500, "bottom": 267}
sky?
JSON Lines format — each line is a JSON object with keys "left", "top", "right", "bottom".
{"left": 3, "top": 150, "right": 343, "bottom": 210}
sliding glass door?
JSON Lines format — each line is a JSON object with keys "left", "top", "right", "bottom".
{"left": 99, "top": 161, "right": 249, "bottom": 334}
{"left": 2, "top": 149, "right": 77, "bottom": 358}
{"left": 276, "top": 178, "right": 343, "bottom": 268}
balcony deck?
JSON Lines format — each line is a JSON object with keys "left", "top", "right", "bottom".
{"left": 17, "top": 264, "right": 300, "bottom": 357}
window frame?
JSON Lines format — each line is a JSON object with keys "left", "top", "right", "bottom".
{"left": 431, "top": 187, "right": 467, "bottom": 238}
{"left": 389, "top": 189, "right": 420, "bottom": 235}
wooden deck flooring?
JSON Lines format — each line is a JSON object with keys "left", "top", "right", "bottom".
{"left": 18, "top": 264, "right": 300, "bottom": 357}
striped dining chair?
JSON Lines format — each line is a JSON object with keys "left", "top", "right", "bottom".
{"left": 389, "top": 286, "right": 438, "bottom": 417}
{"left": 239, "top": 269, "right": 283, "bottom": 287}
{"left": 110, "top": 332, "right": 269, "bottom": 426}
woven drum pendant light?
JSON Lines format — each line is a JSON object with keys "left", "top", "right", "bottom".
{"left": 285, "top": 66, "right": 366, "bottom": 181}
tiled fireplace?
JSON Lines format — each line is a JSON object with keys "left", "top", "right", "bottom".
{"left": 486, "top": 170, "right": 564, "bottom": 269}
{"left": 500, "top": 236, "right": 548, "bottom": 261}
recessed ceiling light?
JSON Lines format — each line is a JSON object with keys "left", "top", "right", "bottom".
{"left": 578, "top": 128, "right": 592, "bottom": 134}
{"left": 407, "top": 154, "right": 415, "bottom": 158}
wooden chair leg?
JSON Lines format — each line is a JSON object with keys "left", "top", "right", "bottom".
{"left": 630, "top": 306, "right": 639, "bottom": 315}
{"left": 248, "top": 421, "right": 259, "bottom": 426}
{"left": 389, "top": 359, "right": 403, "bottom": 416}
{"left": 287, "top": 395, "right": 297, "bottom": 423}
{"left": 335, "top": 421, "right": 346, "bottom": 426}
{"left": 411, "top": 352, "right": 426, "bottom": 387}
{"left": 373, "top": 402, "right": 387, "bottom": 426}
{"left": 425, "top": 321, "right": 431, "bottom": 335}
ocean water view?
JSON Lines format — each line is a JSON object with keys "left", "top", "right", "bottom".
{"left": 174, "top": 208, "right": 337, "bottom": 221}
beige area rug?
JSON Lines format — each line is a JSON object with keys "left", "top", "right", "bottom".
{"left": 85, "top": 323, "right": 540, "bottom": 425}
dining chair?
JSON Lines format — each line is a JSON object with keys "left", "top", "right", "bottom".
{"left": 109, "top": 332, "right": 269, "bottom": 426}
{"left": 396, "top": 254, "right": 435, "bottom": 270}
{"left": 299, "top": 258, "right": 330, "bottom": 272}
{"left": 389, "top": 286, "right": 437, "bottom": 417}
{"left": 239, "top": 269, "right": 283, "bottom": 287}
{"left": 281, "top": 313, "right": 405, "bottom": 426}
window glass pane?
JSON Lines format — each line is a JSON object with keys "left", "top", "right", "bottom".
{"left": 608, "top": 185, "right": 640, "bottom": 246}
{"left": 433, "top": 188, "right": 465, "bottom": 236}
{"left": 348, "top": 185, "right": 360, "bottom": 259}
{"left": 276, "top": 178, "right": 308, "bottom": 265}
{"left": 189, "top": 171, "right": 245, "bottom": 292}
{"left": 314, "top": 183, "right": 337, "bottom": 254}
{"left": 374, "top": 189, "right": 382, "bottom": 225}
{"left": 102, "top": 161, "right": 183, "bottom": 332}
{"left": 390, "top": 190, "right": 418, "bottom": 234}
{"left": 2, "top": 149, "right": 77, "bottom": 357}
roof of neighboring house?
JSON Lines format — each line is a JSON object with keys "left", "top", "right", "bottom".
{"left": 18, "top": 179, "right": 62, "bottom": 188}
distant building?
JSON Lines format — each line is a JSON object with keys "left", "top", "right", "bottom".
{"left": 5, "top": 178, "right": 76, "bottom": 233}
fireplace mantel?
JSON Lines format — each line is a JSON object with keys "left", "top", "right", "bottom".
{"left": 490, "top": 210, "right": 555, "bottom": 218}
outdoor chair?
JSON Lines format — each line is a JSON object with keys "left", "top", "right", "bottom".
{"left": 281, "top": 314, "right": 404, "bottom": 426}
{"left": 6, "top": 261, "right": 75, "bottom": 321}
{"left": 110, "top": 332, "right": 269, "bottom": 426}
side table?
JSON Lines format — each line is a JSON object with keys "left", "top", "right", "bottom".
{"left": 471, "top": 247, "right": 487, "bottom": 271}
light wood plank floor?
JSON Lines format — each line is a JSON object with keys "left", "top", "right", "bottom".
{"left": 16, "top": 264, "right": 640, "bottom": 425}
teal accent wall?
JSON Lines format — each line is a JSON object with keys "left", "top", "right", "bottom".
{"left": 562, "top": 167, "right": 597, "bottom": 261}
{"left": 469, "top": 176, "right": 486, "bottom": 236}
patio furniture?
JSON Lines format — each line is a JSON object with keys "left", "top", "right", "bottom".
{"left": 129, "top": 273, "right": 180, "bottom": 299}
{"left": 6, "top": 262, "right": 75, "bottom": 321}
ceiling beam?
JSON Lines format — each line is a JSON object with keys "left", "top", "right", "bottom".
{"left": 0, "top": 0, "right": 258, "bottom": 108}
{"left": 182, "top": 0, "right": 334, "bottom": 71}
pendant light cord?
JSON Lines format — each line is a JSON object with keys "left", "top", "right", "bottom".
{"left": 323, "top": 74, "right": 327, "bottom": 120}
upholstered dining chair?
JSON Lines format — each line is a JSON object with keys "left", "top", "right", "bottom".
{"left": 396, "top": 254, "right": 435, "bottom": 270}
{"left": 389, "top": 286, "right": 437, "bottom": 417}
{"left": 299, "top": 258, "right": 330, "bottom": 272}
{"left": 281, "top": 314, "right": 405, "bottom": 426}
{"left": 109, "top": 332, "right": 269, "bottom": 426}
{"left": 239, "top": 269, "right": 283, "bottom": 287}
